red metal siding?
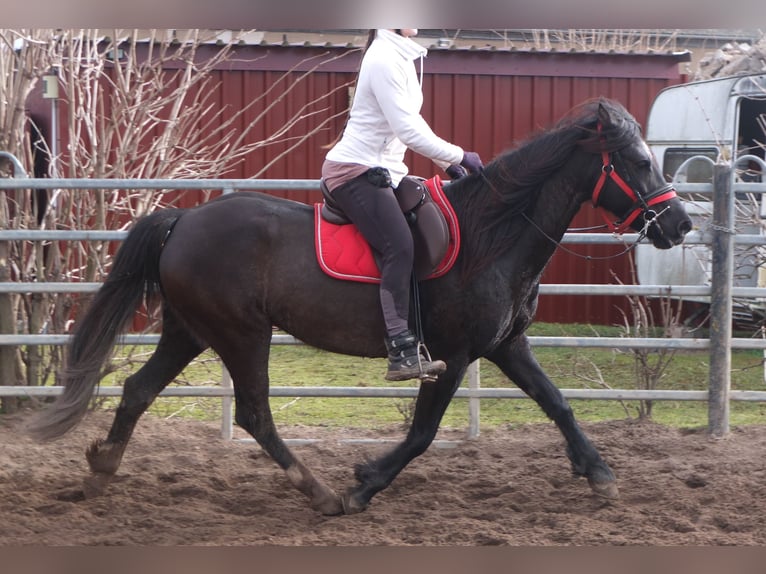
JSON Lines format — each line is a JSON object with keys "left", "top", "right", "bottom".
{"left": 33, "top": 44, "right": 686, "bottom": 325}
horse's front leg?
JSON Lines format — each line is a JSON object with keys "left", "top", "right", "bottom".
{"left": 342, "top": 362, "right": 468, "bottom": 514}
{"left": 486, "top": 335, "right": 619, "bottom": 499}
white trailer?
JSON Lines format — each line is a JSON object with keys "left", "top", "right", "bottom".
{"left": 636, "top": 73, "right": 766, "bottom": 321}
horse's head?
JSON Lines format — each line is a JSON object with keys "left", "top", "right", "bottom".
{"left": 588, "top": 101, "right": 692, "bottom": 249}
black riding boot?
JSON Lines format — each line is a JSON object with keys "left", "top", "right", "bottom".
{"left": 384, "top": 330, "right": 446, "bottom": 381}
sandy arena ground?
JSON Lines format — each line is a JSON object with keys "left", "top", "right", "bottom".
{"left": 1, "top": 410, "right": 765, "bottom": 545}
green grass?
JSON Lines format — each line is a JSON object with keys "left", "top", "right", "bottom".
{"left": 94, "top": 322, "right": 766, "bottom": 432}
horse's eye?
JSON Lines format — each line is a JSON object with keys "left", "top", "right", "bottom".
{"left": 636, "top": 159, "right": 652, "bottom": 171}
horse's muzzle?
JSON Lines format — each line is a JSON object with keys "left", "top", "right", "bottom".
{"left": 649, "top": 210, "right": 692, "bottom": 249}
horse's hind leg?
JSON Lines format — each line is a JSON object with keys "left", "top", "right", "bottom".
{"left": 223, "top": 324, "right": 343, "bottom": 516}
{"left": 83, "top": 310, "right": 206, "bottom": 497}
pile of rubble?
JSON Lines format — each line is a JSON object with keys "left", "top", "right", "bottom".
{"left": 694, "top": 40, "right": 766, "bottom": 80}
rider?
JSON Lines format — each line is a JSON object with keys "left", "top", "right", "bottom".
{"left": 321, "top": 29, "right": 484, "bottom": 381}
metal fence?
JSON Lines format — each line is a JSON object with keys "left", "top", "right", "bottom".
{"left": 1, "top": 161, "right": 765, "bottom": 441}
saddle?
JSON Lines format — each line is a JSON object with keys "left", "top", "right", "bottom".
{"left": 315, "top": 175, "right": 460, "bottom": 283}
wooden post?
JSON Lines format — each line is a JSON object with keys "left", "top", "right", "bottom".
{"left": 708, "top": 163, "right": 734, "bottom": 438}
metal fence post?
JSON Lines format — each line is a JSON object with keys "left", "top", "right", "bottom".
{"left": 0, "top": 153, "right": 27, "bottom": 397}
{"left": 221, "top": 186, "right": 235, "bottom": 439}
{"left": 467, "top": 360, "right": 480, "bottom": 439}
{"left": 709, "top": 162, "right": 734, "bottom": 438}
{"left": 221, "top": 366, "right": 234, "bottom": 440}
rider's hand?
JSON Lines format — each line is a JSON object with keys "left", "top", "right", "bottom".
{"left": 460, "top": 151, "right": 484, "bottom": 174}
{"left": 445, "top": 164, "right": 468, "bottom": 180}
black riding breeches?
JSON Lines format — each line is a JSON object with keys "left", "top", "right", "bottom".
{"left": 330, "top": 173, "right": 413, "bottom": 337}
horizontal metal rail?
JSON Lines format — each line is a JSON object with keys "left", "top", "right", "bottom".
{"left": 2, "top": 228, "right": 765, "bottom": 246}
{"left": 0, "top": 178, "right": 322, "bottom": 191}
{"left": 1, "top": 332, "right": 765, "bottom": 349}
{"left": 3, "top": 176, "right": 765, "bottom": 193}
{"left": 0, "top": 176, "right": 756, "bottom": 193}
{"left": 3, "top": 385, "right": 764, "bottom": 402}
{"left": 4, "top": 282, "right": 766, "bottom": 300}
{"left": 0, "top": 333, "right": 300, "bottom": 345}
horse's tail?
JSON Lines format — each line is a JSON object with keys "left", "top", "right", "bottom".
{"left": 29, "top": 208, "right": 184, "bottom": 441}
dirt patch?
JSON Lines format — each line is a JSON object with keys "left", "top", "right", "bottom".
{"left": 1, "top": 410, "right": 765, "bottom": 545}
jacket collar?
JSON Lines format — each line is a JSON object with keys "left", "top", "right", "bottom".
{"left": 375, "top": 29, "right": 428, "bottom": 61}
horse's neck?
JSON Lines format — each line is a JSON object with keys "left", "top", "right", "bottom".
{"left": 531, "top": 179, "right": 588, "bottom": 243}
{"left": 501, "top": 175, "right": 586, "bottom": 273}
{"left": 443, "top": 171, "right": 590, "bottom": 282}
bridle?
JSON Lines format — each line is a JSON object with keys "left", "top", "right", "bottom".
{"left": 502, "top": 122, "right": 679, "bottom": 261}
{"left": 590, "top": 124, "right": 677, "bottom": 235}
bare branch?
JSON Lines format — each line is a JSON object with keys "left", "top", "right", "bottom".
{"left": 1, "top": 28, "right": 353, "bottom": 388}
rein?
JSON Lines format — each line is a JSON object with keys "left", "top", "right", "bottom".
{"left": 476, "top": 171, "right": 637, "bottom": 261}
{"left": 476, "top": 123, "right": 677, "bottom": 261}
{"left": 519, "top": 206, "right": 671, "bottom": 261}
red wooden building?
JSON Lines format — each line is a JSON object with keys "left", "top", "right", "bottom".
{"left": 29, "top": 40, "right": 691, "bottom": 325}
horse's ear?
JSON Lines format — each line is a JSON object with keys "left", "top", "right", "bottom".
{"left": 597, "top": 100, "right": 613, "bottom": 128}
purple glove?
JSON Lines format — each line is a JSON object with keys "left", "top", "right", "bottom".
{"left": 445, "top": 164, "right": 468, "bottom": 180}
{"left": 460, "top": 151, "right": 484, "bottom": 174}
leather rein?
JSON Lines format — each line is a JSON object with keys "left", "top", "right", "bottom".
{"left": 512, "top": 124, "right": 678, "bottom": 260}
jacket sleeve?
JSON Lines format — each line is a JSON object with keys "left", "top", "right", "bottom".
{"left": 368, "top": 57, "right": 463, "bottom": 168}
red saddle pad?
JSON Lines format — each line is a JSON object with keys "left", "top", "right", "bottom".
{"left": 314, "top": 176, "right": 460, "bottom": 283}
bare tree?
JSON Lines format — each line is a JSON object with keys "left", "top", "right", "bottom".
{"left": 612, "top": 265, "right": 687, "bottom": 419}
{"left": 0, "top": 29, "right": 355, "bottom": 404}
{"left": 0, "top": 29, "right": 60, "bottom": 411}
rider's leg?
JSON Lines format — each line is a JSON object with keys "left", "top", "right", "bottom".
{"left": 330, "top": 171, "right": 445, "bottom": 381}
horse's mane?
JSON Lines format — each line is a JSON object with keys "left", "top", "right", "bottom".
{"left": 449, "top": 98, "right": 641, "bottom": 282}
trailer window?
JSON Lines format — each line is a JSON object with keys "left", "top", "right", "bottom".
{"left": 662, "top": 148, "right": 718, "bottom": 182}
{"left": 735, "top": 98, "right": 766, "bottom": 182}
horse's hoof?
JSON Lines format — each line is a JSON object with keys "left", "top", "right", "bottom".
{"left": 340, "top": 490, "right": 368, "bottom": 515}
{"left": 86, "top": 439, "right": 124, "bottom": 475}
{"left": 588, "top": 478, "right": 619, "bottom": 500}
{"left": 82, "top": 472, "right": 112, "bottom": 499}
{"left": 312, "top": 493, "right": 344, "bottom": 516}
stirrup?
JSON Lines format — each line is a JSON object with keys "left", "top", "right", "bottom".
{"left": 385, "top": 333, "right": 445, "bottom": 382}
{"left": 415, "top": 342, "right": 442, "bottom": 383}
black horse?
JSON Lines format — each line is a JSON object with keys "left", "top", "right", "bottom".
{"left": 30, "top": 98, "right": 692, "bottom": 515}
